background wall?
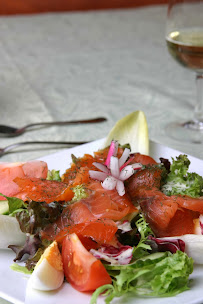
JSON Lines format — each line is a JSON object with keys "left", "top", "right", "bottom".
{"left": 0, "top": 0, "right": 168, "bottom": 15}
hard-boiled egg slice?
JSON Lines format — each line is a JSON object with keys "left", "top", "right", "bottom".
{"left": 29, "top": 241, "right": 64, "bottom": 291}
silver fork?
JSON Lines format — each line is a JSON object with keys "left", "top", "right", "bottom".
{"left": 0, "top": 117, "right": 107, "bottom": 137}
{"left": 0, "top": 141, "right": 89, "bottom": 157}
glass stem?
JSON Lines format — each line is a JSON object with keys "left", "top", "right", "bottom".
{"left": 195, "top": 73, "right": 203, "bottom": 124}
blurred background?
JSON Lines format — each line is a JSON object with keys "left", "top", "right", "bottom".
{"left": 0, "top": 0, "right": 168, "bottom": 15}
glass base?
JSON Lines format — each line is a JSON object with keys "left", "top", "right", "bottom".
{"left": 165, "top": 120, "right": 203, "bottom": 144}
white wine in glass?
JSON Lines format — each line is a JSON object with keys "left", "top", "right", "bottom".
{"left": 166, "top": 0, "right": 203, "bottom": 143}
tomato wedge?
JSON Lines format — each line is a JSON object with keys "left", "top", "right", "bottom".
{"left": 62, "top": 233, "right": 112, "bottom": 291}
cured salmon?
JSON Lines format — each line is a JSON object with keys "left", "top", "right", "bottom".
{"left": 41, "top": 180, "right": 138, "bottom": 244}
{"left": 126, "top": 163, "right": 202, "bottom": 237}
{"left": 14, "top": 177, "right": 74, "bottom": 203}
{"left": 0, "top": 161, "right": 48, "bottom": 200}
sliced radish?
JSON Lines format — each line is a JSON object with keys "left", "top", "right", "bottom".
{"left": 92, "top": 162, "right": 109, "bottom": 174}
{"left": 119, "top": 165, "right": 134, "bottom": 181}
{"left": 104, "top": 140, "right": 118, "bottom": 168}
{"left": 118, "top": 148, "right": 130, "bottom": 168}
{"left": 116, "top": 180, "right": 125, "bottom": 196}
{"left": 110, "top": 156, "right": 120, "bottom": 178}
{"left": 89, "top": 170, "right": 107, "bottom": 181}
{"left": 132, "top": 163, "right": 143, "bottom": 170}
{"left": 102, "top": 176, "right": 117, "bottom": 190}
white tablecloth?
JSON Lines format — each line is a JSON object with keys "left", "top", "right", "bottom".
{"left": 0, "top": 5, "right": 202, "bottom": 163}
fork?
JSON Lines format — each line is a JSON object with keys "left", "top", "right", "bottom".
{"left": 0, "top": 141, "right": 89, "bottom": 157}
{"left": 0, "top": 117, "right": 107, "bottom": 137}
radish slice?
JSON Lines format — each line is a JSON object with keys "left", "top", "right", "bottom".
{"left": 104, "top": 140, "right": 118, "bottom": 168}
{"left": 110, "top": 156, "right": 120, "bottom": 178}
{"left": 119, "top": 165, "right": 134, "bottom": 181}
{"left": 119, "top": 155, "right": 135, "bottom": 171}
{"left": 118, "top": 148, "right": 130, "bottom": 168}
{"left": 102, "top": 176, "right": 117, "bottom": 190}
{"left": 132, "top": 163, "right": 143, "bottom": 170}
{"left": 199, "top": 214, "right": 203, "bottom": 234}
{"left": 89, "top": 170, "right": 107, "bottom": 181}
{"left": 116, "top": 180, "right": 125, "bottom": 196}
{"left": 92, "top": 162, "right": 109, "bottom": 174}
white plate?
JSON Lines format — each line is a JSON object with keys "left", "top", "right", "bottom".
{"left": 0, "top": 138, "right": 203, "bottom": 304}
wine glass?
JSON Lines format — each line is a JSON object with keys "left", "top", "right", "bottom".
{"left": 165, "top": 0, "right": 203, "bottom": 143}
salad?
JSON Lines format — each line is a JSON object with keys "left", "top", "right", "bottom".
{"left": 0, "top": 111, "right": 203, "bottom": 304}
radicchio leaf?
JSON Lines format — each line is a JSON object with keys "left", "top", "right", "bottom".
{"left": 160, "top": 157, "right": 171, "bottom": 173}
{"left": 15, "top": 200, "right": 63, "bottom": 234}
{"left": 90, "top": 244, "right": 133, "bottom": 265}
{"left": 8, "top": 234, "right": 41, "bottom": 262}
{"left": 147, "top": 235, "right": 185, "bottom": 254}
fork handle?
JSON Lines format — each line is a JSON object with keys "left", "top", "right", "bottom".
{"left": 24, "top": 117, "right": 107, "bottom": 130}
{"left": 2, "top": 141, "right": 89, "bottom": 154}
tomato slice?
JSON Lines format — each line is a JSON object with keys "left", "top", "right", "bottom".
{"left": 62, "top": 233, "right": 112, "bottom": 291}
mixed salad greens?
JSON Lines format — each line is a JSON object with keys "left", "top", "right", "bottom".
{"left": 1, "top": 148, "right": 203, "bottom": 303}
{"left": 162, "top": 154, "right": 203, "bottom": 198}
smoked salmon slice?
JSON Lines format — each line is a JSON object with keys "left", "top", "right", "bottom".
{"left": 40, "top": 180, "right": 138, "bottom": 244}
{"left": 0, "top": 161, "right": 48, "bottom": 199}
{"left": 84, "top": 181, "right": 138, "bottom": 220}
{"left": 14, "top": 177, "right": 74, "bottom": 203}
{"left": 137, "top": 187, "right": 179, "bottom": 231}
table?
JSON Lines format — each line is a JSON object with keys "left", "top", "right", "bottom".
{"left": 0, "top": 5, "right": 202, "bottom": 163}
{"left": 0, "top": 5, "right": 202, "bottom": 303}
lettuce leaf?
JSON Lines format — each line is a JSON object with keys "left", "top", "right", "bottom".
{"left": 0, "top": 193, "right": 26, "bottom": 216}
{"left": 71, "top": 185, "right": 88, "bottom": 202}
{"left": 46, "top": 169, "right": 61, "bottom": 181}
{"left": 132, "top": 215, "right": 154, "bottom": 259}
{"left": 161, "top": 154, "right": 203, "bottom": 197}
{"left": 90, "top": 251, "right": 193, "bottom": 304}
{"left": 10, "top": 263, "right": 32, "bottom": 275}
{"left": 16, "top": 200, "right": 63, "bottom": 235}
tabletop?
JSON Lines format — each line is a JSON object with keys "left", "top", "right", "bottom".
{"left": 0, "top": 5, "right": 203, "bottom": 304}
{"left": 0, "top": 5, "right": 202, "bottom": 164}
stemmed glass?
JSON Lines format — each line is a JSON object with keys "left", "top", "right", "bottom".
{"left": 165, "top": 0, "right": 203, "bottom": 143}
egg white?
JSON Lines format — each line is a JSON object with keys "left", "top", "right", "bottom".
{"left": 29, "top": 258, "right": 64, "bottom": 291}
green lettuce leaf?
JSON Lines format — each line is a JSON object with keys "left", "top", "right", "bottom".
{"left": 71, "top": 185, "right": 88, "bottom": 202}
{"left": 132, "top": 215, "right": 154, "bottom": 259}
{"left": 10, "top": 263, "right": 32, "bottom": 275}
{"left": 0, "top": 193, "right": 26, "bottom": 216}
{"left": 16, "top": 200, "right": 63, "bottom": 234}
{"left": 47, "top": 169, "right": 61, "bottom": 181}
{"left": 90, "top": 251, "right": 193, "bottom": 304}
{"left": 161, "top": 154, "right": 203, "bottom": 197}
